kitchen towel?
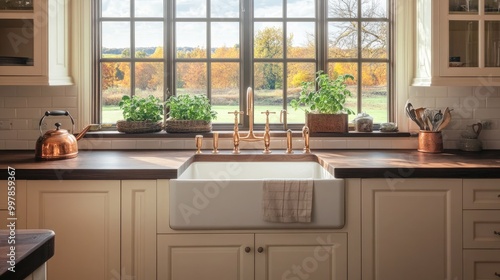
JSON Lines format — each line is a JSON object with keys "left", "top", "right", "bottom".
{"left": 262, "top": 179, "right": 313, "bottom": 223}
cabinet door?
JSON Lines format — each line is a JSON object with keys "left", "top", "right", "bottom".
{"left": 464, "top": 250, "right": 500, "bottom": 280}
{"left": 255, "top": 233, "right": 347, "bottom": 280}
{"left": 121, "top": 180, "right": 157, "bottom": 280}
{"left": 27, "top": 180, "right": 120, "bottom": 280}
{"left": 157, "top": 234, "right": 254, "bottom": 280}
{"left": 361, "top": 179, "right": 462, "bottom": 280}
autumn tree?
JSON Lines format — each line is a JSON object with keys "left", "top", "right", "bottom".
{"left": 254, "top": 27, "right": 287, "bottom": 90}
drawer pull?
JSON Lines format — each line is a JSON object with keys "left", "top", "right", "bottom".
{"left": 245, "top": 247, "right": 251, "bottom": 253}
{"left": 495, "top": 272, "right": 500, "bottom": 277}
{"left": 495, "top": 231, "right": 500, "bottom": 236}
{"left": 257, "top": 247, "right": 264, "bottom": 253}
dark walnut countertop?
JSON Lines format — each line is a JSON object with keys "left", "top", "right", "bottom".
{"left": 1, "top": 149, "right": 499, "bottom": 180}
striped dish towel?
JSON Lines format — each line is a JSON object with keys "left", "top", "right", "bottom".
{"left": 262, "top": 179, "right": 313, "bottom": 223}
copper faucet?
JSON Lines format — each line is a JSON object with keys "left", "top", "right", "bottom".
{"left": 302, "top": 125, "right": 311, "bottom": 154}
{"left": 230, "top": 87, "right": 275, "bottom": 153}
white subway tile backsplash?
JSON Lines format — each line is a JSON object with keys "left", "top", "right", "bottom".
{"left": 136, "top": 140, "right": 161, "bottom": 149}
{"left": 321, "top": 139, "right": 347, "bottom": 149}
{"left": 447, "top": 86, "right": 472, "bottom": 97}
{"left": 451, "top": 107, "right": 474, "bottom": 119}
{"left": 435, "top": 97, "right": 461, "bottom": 108}
{"left": 11, "top": 119, "right": 30, "bottom": 130}
{"left": 0, "top": 86, "right": 17, "bottom": 96}
{"left": 369, "top": 139, "right": 393, "bottom": 149}
{"left": 425, "top": 86, "right": 448, "bottom": 97}
{"left": 474, "top": 108, "right": 500, "bottom": 119}
{"left": 52, "top": 97, "right": 77, "bottom": 108}
{"left": 409, "top": 97, "right": 436, "bottom": 108}
{"left": 0, "top": 97, "right": 4, "bottom": 107}
{"left": 5, "top": 140, "right": 29, "bottom": 150}
{"left": 42, "top": 86, "right": 66, "bottom": 96}
{"left": 486, "top": 98, "right": 500, "bottom": 108}
{"left": 392, "top": 138, "right": 418, "bottom": 149}
{"left": 16, "top": 108, "right": 42, "bottom": 119}
{"left": 472, "top": 86, "right": 497, "bottom": 99}
{"left": 5, "top": 97, "right": 27, "bottom": 108}
{"left": 161, "top": 139, "right": 186, "bottom": 149}
{"left": 17, "top": 130, "right": 40, "bottom": 140}
{"left": 483, "top": 140, "right": 500, "bottom": 149}
{"left": 0, "top": 108, "right": 16, "bottom": 119}
{"left": 16, "top": 86, "right": 41, "bottom": 97}
{"left": 27, "top": 97, "right": 53, "bottom": 108}
{"left": 111, "top": 140, "right": 137, "bottom": 149}
{"left": 346, "top": 139, "right": 370, "bottom": 149}
{"left": 65, "top": 86, "right": 78, "bottom": 96}
{"left": 0, "top": 131, "right": 17, "bottom": 140}
{"left": 460, "top": 96, "right": 486, "bottom": 109}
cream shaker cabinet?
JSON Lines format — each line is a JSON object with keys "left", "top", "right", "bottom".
{"left": 157, "top": 233, "right": 347, "bottom": 280}
{"left": 25, "top": 180, "right": 157, "bottom": 280}
{"left": 463, "top": 179, "right": 500, "bottom": 280}
{"left": 361, "top": 179, "right": 463, "bottom": 280}
{"left": 0, "top": 0, "right": 72, "bottom": 85}
{"left": 430, "top": 0, "right": 500, "bottom": 85}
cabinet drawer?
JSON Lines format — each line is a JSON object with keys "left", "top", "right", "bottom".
{"left": 464, "top": 211, "right": 500, "bottom": 249}
{"left": 464, "top": 180, "right": 500, "bottom": 209}
{"left": 464, "top": 250, "right": 500, "bottom": 280}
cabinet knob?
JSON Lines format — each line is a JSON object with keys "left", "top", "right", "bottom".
{"left": 494, "top": 231, "right": 500, "bottom": 236}
{"left": 257, "top": 247, "right": 264, "bottom": 253}
{"left": 495, "top": 272, "right": 500, "bottom": 277}
{"left": 245, "top": 247, "right": 251, "bottom": 253}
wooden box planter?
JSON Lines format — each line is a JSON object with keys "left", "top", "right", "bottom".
{"left": 116, "top": 120, "right": 162, "bottom": 134}
{"left": 306, "top": 113, "right": 348, "bottom": 133}
{"left": 165, "top": 118, "right": 212, "bottom": 133}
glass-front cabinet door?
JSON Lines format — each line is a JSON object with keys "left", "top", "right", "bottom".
{"left": 0, "top": 0, "right": 44, "bottom": 76}
{"left": 440, "top": 0, "right": 500, "bottom": 77}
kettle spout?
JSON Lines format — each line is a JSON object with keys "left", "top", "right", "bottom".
{"left": 74, "top": 125, "right": 92, "bottom": 141}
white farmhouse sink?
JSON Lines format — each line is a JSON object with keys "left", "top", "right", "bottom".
{"left": 170, "top": 160, "right": 345, "bottom": 230}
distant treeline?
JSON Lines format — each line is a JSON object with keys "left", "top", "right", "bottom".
{"left": 102, "top": 47, "right": 221, "bottom": 55}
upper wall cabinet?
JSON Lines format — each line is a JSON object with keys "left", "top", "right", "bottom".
{"left": 0, "top": 0, "right": 72, "bottom": 85}
{"left": 432, "top": 0, "right": 500, "bottom": 85}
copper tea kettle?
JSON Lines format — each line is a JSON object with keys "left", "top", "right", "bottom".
{"left": 35, "top": 111, "right": 91, "bottom": 160}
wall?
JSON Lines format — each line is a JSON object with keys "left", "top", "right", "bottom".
{"left": 0, "top": 85, "right": 499, "bottom": 151}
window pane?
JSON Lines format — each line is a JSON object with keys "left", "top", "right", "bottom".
{"left": 176, "top": 62, "right": 207, "bottom": 95}
{"left": 361, "top": 63, "right": 388, "bottom": 123}
{"left": 211, "top": 22, "right": 240, "bottom": 58}
{"left": 254, "top": 0, "right": 282, "bottom": 18}
{"left": 102, "top": 22, "right": 131, "bottom": 58}
{"left": 328, "top": 63, "right": 358, "bottom": 119}
{"left": 362, "top": 0, "right": 387, "bottom": 18}
{"left": 211, "top": 0, "right": 239, "bottom": 18}
{"left": 101, "top": 62, "right": 131, "bottom": 123}
{"left": 254, "top": 62, "right": 283, "bottom": 124}
{"left": 176, "top": 0, "right": 206, "bottom": 18}
{"left": 211, "top": 62, "right": 240, "bottom": 123}
{"left": 328, "top": 22, "right": 358, "bottom": 58}
{"left": 287, "top": 63, "right": 316, "bottom": 124}
{"left": 135, "top": 0, "right": 163, "bottom": 17}
{"left": 361, "top": 21, "right": 388, "bottom": 59}
{"left": 176, "top": 22, "right": 207, "bottom": 58}
{"left": 287, "top": 0, "right": 315, "bottom": 18}
{"left": 135, "top": 22, "right": 164, "bottom": 58}
{"left": 254, "top": 23, "right": 284, "bottom": 59}
{"left": 135, "top": 62, "right": 164, "bottom": 100}
{"left": 287, "top": 22, "right": 315, "bottom": 59}
{"left": 102, "top": 0, "right": 130, "bottom": 17}
{"left": 328, "top": 0, "right": 357, "bottom": 18}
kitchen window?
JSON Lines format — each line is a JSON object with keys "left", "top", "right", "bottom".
{"left": 95, "top": 0, "right": 392, "bottom": 129}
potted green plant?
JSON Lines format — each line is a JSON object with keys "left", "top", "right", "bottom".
{"left": 116, "top": 95, "right": 164, "bottom": 133}
{"left": 290, "top": 71, "right": 355, "bottom": 133}
{"left": 165, "top": 94, "right": 217, "bottom": 133}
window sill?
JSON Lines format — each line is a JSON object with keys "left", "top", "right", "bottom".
{"left": 84, "top": 130, "right": 412, "bottom": 139}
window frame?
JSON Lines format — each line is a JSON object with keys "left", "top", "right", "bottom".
{"left": 93, "top": 0, "right": 394, "bottom": 131}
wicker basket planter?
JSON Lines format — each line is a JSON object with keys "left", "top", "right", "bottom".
{"left": 306, "top": 113, "right": 348, "bottom": 133}
{"left": 116, "top": 120, "right": 163, "bottom": 134}
{"left": 165, "top": 118, "right": 212, "bottom": 133}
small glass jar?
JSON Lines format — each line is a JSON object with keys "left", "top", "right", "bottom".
{"left": 353, "top": 113, "right": 373, "bottom": 132}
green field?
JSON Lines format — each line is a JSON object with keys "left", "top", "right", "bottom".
{"left": 102, "top": 94, "right": 388, "bottom": 125}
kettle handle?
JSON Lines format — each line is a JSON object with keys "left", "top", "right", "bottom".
{"left": 38, "top": 110, "right": 75, "bottom": 136}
